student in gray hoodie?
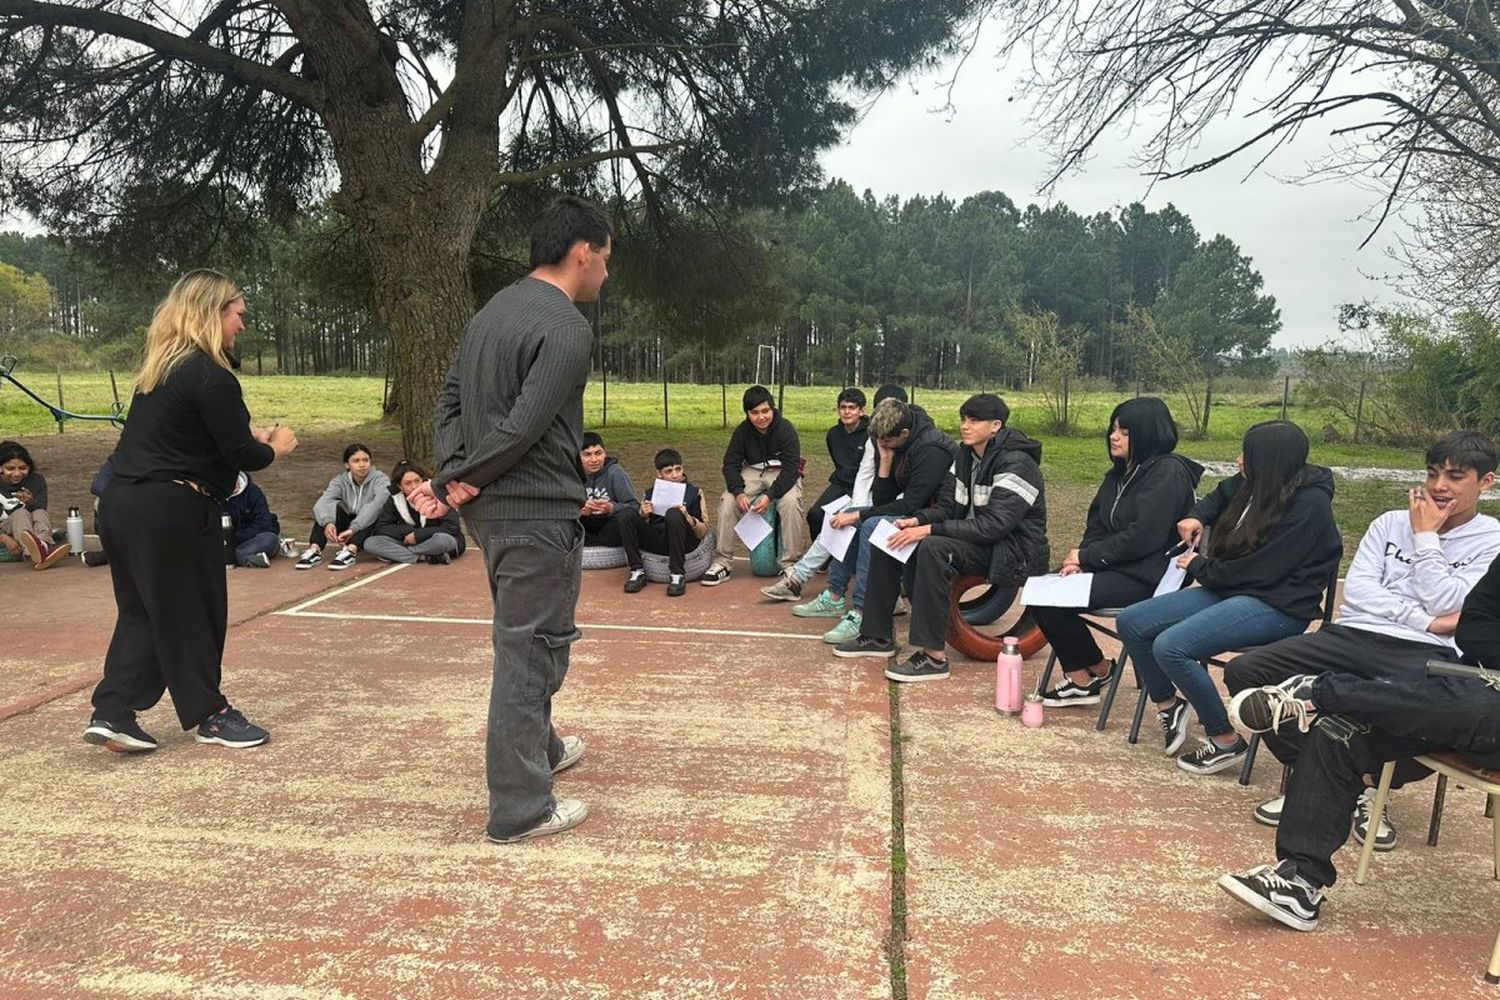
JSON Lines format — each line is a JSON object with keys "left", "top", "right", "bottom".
{"left": 295, "top": 442, "right": 391, "bottom": 571}
{"left": 579, "top": 432, "right": 644, "bottom": 574}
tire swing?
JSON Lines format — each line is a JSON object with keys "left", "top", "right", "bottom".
{"left": 944, "top": 574, "right": 1046, "bottom": 661}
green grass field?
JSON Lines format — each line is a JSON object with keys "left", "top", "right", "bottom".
{"left": 2, "top": 372, "right": 1442, "bottom": 569}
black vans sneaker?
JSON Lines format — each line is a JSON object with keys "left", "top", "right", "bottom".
{"left": 1217, "top": 860, "right": 1323, "bottom": 931}
{"left": 832, "top": 635, "right": 898, "bottom": 659}
{"left": 1176, "top": 737, "right": 1250, "bottom": 775}
{"left": 1351, "top": 787, "right": 1397, "bottom": 852}
{"left": 666, "top": 574, "right": 686, "bottom": 597}
{"left": 623, "top": 568, "right": 648, "bottom": 593}
{"left": 83, "top": 716, "right": 158, "bottom": 753}
{"left": 295, "top": 547, "right": 322, "bottom": 570}
{"left": 1229, "top": 674, "right": 1318, "bottom": 736}
{"left": 885, "top": 651, "right": 950, "bottom": 683}
{"left": 328, "top": 547, "right": 357, "bottom": 571}
{"left": 1040, "top": 671, "right": 1108, "bottom": 707}
{"left": 1158, "top": 698, "right": 1195, "bottom": 756}
{"left": 195, "top": 707, "right": 270, "bottom": 748}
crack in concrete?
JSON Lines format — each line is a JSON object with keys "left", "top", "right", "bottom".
{"left": 887, "top": 681, "right": 909, "bottom": 1000}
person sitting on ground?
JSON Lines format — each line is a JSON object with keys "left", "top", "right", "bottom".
{"left": 295, "top": 442, "right": 390, "bottom": 570}
{"left": 366, "top": 459, "right": 466, "bottom": 565}
{"left": 817, "top": 394, "right": 957, "bottom": 645}
{"left": 701, "top": 385, "right": 805, "bottom": 585}
{"left": 1225, "top": 429, "right": 1500, "bottom": 840}
{"left": 223, "top": 472, "right": 282, "bottom": 567}
{"left": 765, "top": 384, "right": 901, "bottom": 609}
{"left": 834, "top": 393, "right": 1049, "bottom": 683}
{"left": 0, "top": 440, "right": 69, "bottom": 569}
{"left": 1217, "top": 551, "right": 1500, "bottom": 932}
{"left": 1114, "top": 421, "right": 1343, "bottom": 777}
{"left": 1034, "top": 398, "right": 1203, "bottom": 707}
{"left": 578, "top": 431, "right": 641, "bottom": 568}
{"left": 625, "top": 448, "right": 709, "bottom": 597}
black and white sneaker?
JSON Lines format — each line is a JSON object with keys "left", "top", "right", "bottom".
{"left": 1351, "top": 787, "right": 1397, "bottom": 852}
{"left": 328, "top": 547, "right": 357, "bottom": 571}
{"left": 885, "top": 651, "right": 950, "bottom": 683}
{"left": 666, "top": 574, "right": 686, "bottom": 597}
{"left": 195, "top": 706, "right": 270, "bottom": 748}
{"left": 1040, "top": 665, "right": 1111, "bottom": 707}
{"left": 832, "top": 635, "right": 898, "bottom": 659}
{"left": 1229, "top": 674, "right": 1318, "bottom": 737}
{"left": 623, "top": 568, "right": 648, "bottom": 593}
{"left": 295, "top": 547, "right": 322, "bottom": 570}
{"left": 1177, "top": 737, "right": 1250, "bottom": 775}
{"left": 1217, "top": 859, "right": 1323, "bottom": 931}
{"left": 1253, "top": 795, "right": 1284, "bottom": 828}
{"left": 700, "top": 564, "right": 731, "bottom": 586}
{"left": 83, "top": 716, "right": 158, "bottom": 753}
{"left": 242, "top": 552, "right": 271, "bottom": 568}
{"left": 1158, "top": 698, "right": 1195, "bottom": 756}
{"left": 426, "top": 552, "right": 453, "bottom": 565}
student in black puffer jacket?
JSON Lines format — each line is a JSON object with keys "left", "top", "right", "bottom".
{"left": 1035, "top": 398, "right": 1203, "bottom": 708}
{"left": 366, "top": 460, "right": 466, "bottom": 565}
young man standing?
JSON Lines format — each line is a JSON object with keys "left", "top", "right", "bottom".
{"left": 835, "top": 394, "right": 1049, "bottom": 682}
{"left": 413, "top": 195, "right": 609, "bottom": 844}
{"left": 701, "top": 385, "right": 804, "bottom": 585}
{"left": 1224, "top": 430, "right": 1500, "bottom": 841}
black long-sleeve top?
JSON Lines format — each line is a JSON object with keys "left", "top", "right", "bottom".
{"left": 111, "top": 350, "right": 274, "bottom": 500}
{"left": 861, "top": 407, "right": 957, "bottom": 521}
{"left": 1076, "top": 453, "right": 1204, "bottom": 586}
{"left": 722, "top": 412, "right": 801, "bottom": 499}
{"left": 826, "top": 417, "right": 869, "bottom": 492}
{"left": 1456, "top": 556, "right": 1500, "bottom": 667}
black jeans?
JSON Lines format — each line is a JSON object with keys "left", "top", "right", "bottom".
{"left": 582, "top": 508, "right": 643, "bottom": 567}
{"left": 863, "top": 536, "right": 990, "bottom": 651}
{"left": 638, "top": 508, "right": 694, "bottom": 575}
{"left": 92, "top": 481, "right": 230, "bottom": 730}
{"left": 1277, "top": 672, "right": 1500, "bottom": 888}
{"left": 1029, "top": 570, "right": 1157, "bottom": 671}
{"left": 308, "top": 507, "right": 372, "bottom": 548}
{"left": 806, "top": 482, "right": 846, "bottom": 540}
{"left": 1224, "top": 625, "right": 1457, "bottom": 768}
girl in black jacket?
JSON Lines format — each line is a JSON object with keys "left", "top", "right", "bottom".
{"left": 365, "top": 460, "right": 466, "bottom": 565}
{"left": 1036, "top": 398, "right": 1202, "bottom": 707}
{"left": 1116, "top": 421, "right": 1343, "bottom": 777}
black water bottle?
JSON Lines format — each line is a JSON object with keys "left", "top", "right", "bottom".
{"left": 221, "top": 513, "right": 235, "bottom": 566}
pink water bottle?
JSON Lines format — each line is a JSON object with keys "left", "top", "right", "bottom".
{"left": 996, "top": 636, "right": 1024, "bottom": 714}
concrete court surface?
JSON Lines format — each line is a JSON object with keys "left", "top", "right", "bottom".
{"left": 0, "top": 555, "right": 1497, "bottom": 998}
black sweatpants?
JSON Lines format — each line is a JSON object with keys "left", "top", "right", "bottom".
{"left": 582, "top": 508, "right": 645, "bottom": 568}
{"left": 1223, "top": 624, "right": 1457, "bottom": 768}
{"left": 92, "top": 481, "right": 230, "bottom": 730}
{"left": 636, "top": 508, "right": 695, "bottom": 575}
{"left": 863, "top": 536, "right": 990, "bottom": 651}
{"left": 1276, "top": 672, "right": 1500, "bottom": 888}
{"left": 308, "top": 507, "right": 372, "bottom": 548}
{"left": 1029, "top": 570, "right": 1158, "bottom": 670}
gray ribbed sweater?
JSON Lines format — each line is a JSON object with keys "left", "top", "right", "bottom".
{"left": 431, "top": 277, "right": 593, "bottom": 521}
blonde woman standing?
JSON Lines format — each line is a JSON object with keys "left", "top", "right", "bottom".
{"left": 85, "top": 270, "right": 297, "bottom": 754}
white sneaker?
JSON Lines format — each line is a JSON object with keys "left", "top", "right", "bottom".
{"left": 553, "top": 735, "right": 586, "bottom": 774}
{"left": 1351, "top": 787, "right": 1397, "bottom": 851}
{"left": 1253, "top": 795, "right": 1284, "bottom": 828}
{"left": 487, "top": 798, "right": 589, "bottom": 843}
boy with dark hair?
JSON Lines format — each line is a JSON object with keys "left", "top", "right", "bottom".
{"left": 1218, "top": 553, "right": 1500, "bottom": 932}
{"left": 631, "top": 448, "right": 709, "bottom": 597}
{"left": 835, "top": 393, "right": 1049, "bottom": 682}
{"left": 701, "top": 386, "right": 804, "bottom": 585}
{"left": 1225, "top": 429, "right": 1500, "bottom": 841}
{"left": 578, "top": 432, "right": 645, "bottom": 590}
{"left": 222, "top": 472, "right": 282, "bottom": 568}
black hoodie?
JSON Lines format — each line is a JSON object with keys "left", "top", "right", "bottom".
{"left": 1077, "top": 453, "right": 1205, "bottom": 586}
{"left": 917, "top": 426, "right": 1049, "bottom": 586}
{"left": 1184, "top": 466, "right": 1343, "bottom": 620}
{"left": 861, "top": 405, "right": 957, "bottom": 521}
{"left": 723, "top": 411, "right": 802, "bottom": 499}
{"left": 826, "top": 416, "right": 870, "bottom": 492}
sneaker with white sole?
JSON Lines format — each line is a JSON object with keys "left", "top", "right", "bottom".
{"left": 552, "top": 735, "right": 586, "bottom": 774}
{"left": 832, "top": 634, "right": 898, "bottom": 658}
{"left": 823, "top": 610, "right": 863, "bottom": 644}
{"left": 1351, "top": 787, "right": 1397, "bottom": 851}
{"left": 241, "top": 552, "right": 272, "bottom": 568}
{"left": 295, "top": 547, "right": 322, "bottom": 569}
{"left": 328, "top": 547, "right": 357, "bottom": 571}
{"left": 1229, "top": 674, "right": 1318, "bottom": 737}
{"left": 1158, "top": 698, "right": 1195, "bottom": 756}
{"left": 1040, "top": 665, "right": 1112, "bottom": 708}
{"left": 1176, "top": 737, "right": 1250, "bottom": 775}
{"left": 886, "top": 651, "right": 950, "bottom": 682}
{"left": 794, "top": 590, "right": 847, "bottom": 618}
{"left": 623, "top": 568, "right": 648, "bottom": 593}
{"left": 667, "top": 574, "right": 686, "bottom": 597}
{"left": 195, "top": 706, "right": 270, "bottom": 748}
{"left": 1253, "top": 795, "right": 1285, "bottom": 828}
{"left": 1217, "top": 859, "right": 1323, "bottom": 931}
{"left": 760, "top": 573, "right": 803, "bottom": 601}
{"left": 83, "top": 716, "right": 158, "bottom": 753}
{"left": 488, "top": 798, "right": 589, "bottom": 843}
{"left": 700, "top": 564, "right": 731, "bottom": 586}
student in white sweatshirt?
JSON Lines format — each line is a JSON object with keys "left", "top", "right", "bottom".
{"left": 1225, "top": 429, "right": 1500, "bottom": 842}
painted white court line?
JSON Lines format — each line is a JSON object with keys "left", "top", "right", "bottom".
{"left": 280, "top": 562, "right": 410, "bottom": 615}
{"left": 275, "top": 607, "right": 825, "bottom": 641}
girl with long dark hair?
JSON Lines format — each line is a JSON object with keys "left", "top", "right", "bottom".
{"left": 1115, "top": 420, "right": 1343, "bottom": 776}
{"left": 1034, "top": 398, "right": 1203, "bottom": 706}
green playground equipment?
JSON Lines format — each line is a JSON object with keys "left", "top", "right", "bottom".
{"left": 0, "top": 356, "right": 125, "bottom": 430}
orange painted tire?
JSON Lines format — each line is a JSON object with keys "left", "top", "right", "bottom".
{"left": 945, "top": 574, "right": 1046, "bottom": 661}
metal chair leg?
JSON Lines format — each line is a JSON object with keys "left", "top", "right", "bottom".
{"left": 1036, "top": 650, "right": 1058, "bottom": 696}
{"left": 1486, "top": 924, "right": 1500, "bottom": 983}
{"left": 1492, "top": 793, "right": 1499, "bottom": 880}
{"left": 1355, "top": 761, "right": 1398, "bottom": 885}
{"left": 1095, "top": 653, "right": 1130, "bottom": 731}
{"left": 1428, "top": 773, "right": 1448, "bottom": 847}
{"left": 1237, "top": 733, "right": 1260, "bottom": 786}
{"left": 1128, "top": 686, "right": 1148, "bottom": 745}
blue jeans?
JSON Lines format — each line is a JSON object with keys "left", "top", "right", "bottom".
{"left": 235, "top": 531, "right": 281, "bottom": 566}
{"left": 828, "top": 513, "right": 889, "bottom": 610}
{"left": 1116, "top": 588, "right": 1308, "bottom": 736}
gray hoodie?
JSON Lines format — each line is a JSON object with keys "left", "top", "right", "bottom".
{"left": 583, "top": 457, "right": 639, "bottom": 510}
{"left": 312, "top": 469, "right": 392, "bottom": 533}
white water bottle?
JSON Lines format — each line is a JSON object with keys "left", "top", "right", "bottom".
{"left": 65, "top": 507, "right": 85, "bottom": 552}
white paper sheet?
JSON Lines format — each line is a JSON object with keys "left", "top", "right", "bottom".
{"left": 734, "top": 511, "right": 774, "bottom": 550}
{"left": 1153, "top": 555, "right": 1190, "bottom": 597}
{"left": 869, "top": 518, "right": 916, "bottom": 564}
{"left": 819, "top": 517, "right": 857, "bottom": 562}
{"left": 651, "top": 478, "right": 686, "bottom": 511}
{"left": 1021, "top": 572, "right": 1095, "bottom": 607}
{"left": 821, "top": 493, "right": 852, "bottom": 514}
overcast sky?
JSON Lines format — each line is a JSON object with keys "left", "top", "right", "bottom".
{"left": 819, "top": 41, "right": 1410, "bottom": 350}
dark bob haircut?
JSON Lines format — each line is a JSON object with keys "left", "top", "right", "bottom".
{"left": 1107, "top": 397, "right": 1179, "bottom": 470}
{"left": 742, "top": 385, "right": 775, "bottom": 413}
{"left": 530, "top": 195, "right": 613, "bottom": 268}
{"left": 0, "top": 440, "right": 36, "bottom": 471}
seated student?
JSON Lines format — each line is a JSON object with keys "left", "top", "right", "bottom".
{"left": 816, "top": 394, "right": 956, "bottom": 644}
{"left": 764, "top": 384, "right": 900, "bottom": 606}
{"left": 366, "top": 459, "right": 466, "bottom": 565}
{"left": 1034, "top": 398, "right": 1203, "bottom": 706}
{"left": 1218, "top": 553, "right": 1500, "bottom": 932}
{"left": 833, "top": 393, "right": 1049, "bottom": 683}
{"left": 578, "top": 431, "right": 641, "bottom": 555}
{"left": 223, "top": 472, "right": 282, "bottom": 567}
{"left": 624, "top": 448, "right": 709, "bottom": 597}
{"left": 0, "top": 440, "right": 69, "bottom": 569}
{"left": 1226, "top": 429, "right": 1500, "bottom": 835}
{"left": 1115, "top": 421, "right": 1343, "bottom": 776}
{"left": 81, "top": 449, "right": 118, "bottom": 567}
{"left": 295, "top": 443, "right": 390, "bottom": 570}
{"left": 701, "top": 385, "right": 805, "bottom": 585}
